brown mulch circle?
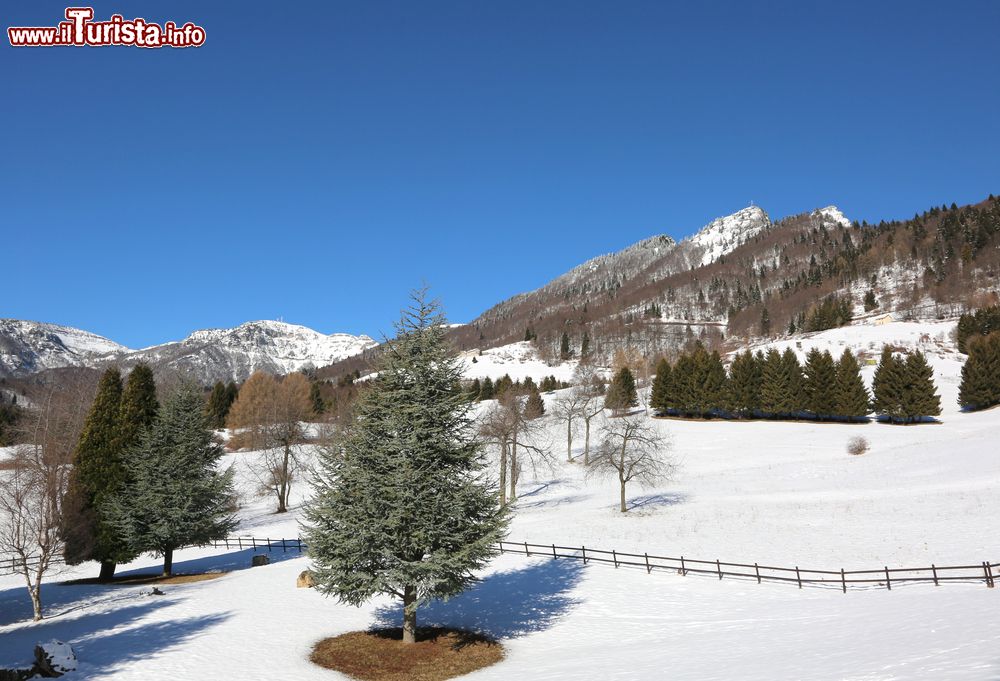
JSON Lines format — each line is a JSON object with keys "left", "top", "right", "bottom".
{"left": 310, "top": 628, "right": 504, "bottom": 681}
{"left": 62, "top": 572, "right": 226, "bottom": 587}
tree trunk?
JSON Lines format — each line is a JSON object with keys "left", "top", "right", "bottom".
{"left": 619, "top": 447, "right": 628, "bottom": 513}
{"left": 402, "top": 584, "right": 417, "bottom": 644}
{"left": 162, "top": 548, "right": 174, "bottom": 577}
{"left": 619, "top": 478, "right": 627, "bottom": 513}
{"left": 499, "top": 442, "right": 507, "bottom": 506}
{"left": 509, "top": 440, "right": 518, "bottom": 501}
{"left": 29, "top": 584, "right": 42, "bottom": 621}
{"left": 583, "top": 418, "right": 591, "bottom": 466}
{"left": 566, "top": 422, "right": 573, "bottom": 462}
{"left": 277, "top": 442, "right": 291, "bottom": 513}
{"left": 98, "top": 560, "right": 116, "bottom": 582}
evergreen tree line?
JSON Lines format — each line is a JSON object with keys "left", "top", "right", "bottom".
{"left": 958, "top": 332, "right": 1000, "bottom": 412}
{"left": 650, "top": 343, "right": 941, "bottom": 424}
{"left": 205, "top": 380, "right": 238, "bottom": 429}
{"left": 957, "top": 304, "right": 1000, "bottom": 353}
{"left": 464, "top": 374, "right": 568, "bottom": 402}
{"left": 0, "top": 389, "right": 21, "bottom": 447}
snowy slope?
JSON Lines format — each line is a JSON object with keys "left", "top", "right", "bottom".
{"left": 457, "top": 341, "right": 581, "bottom": 383}
{"left": 2, "top": 320, "right": 998, "bottom": 680}
{"left": 683, "top": 205, "right": 772, "bottom": 266}
{"left": 0, "top": 319, "right": 129, "bottom": 377}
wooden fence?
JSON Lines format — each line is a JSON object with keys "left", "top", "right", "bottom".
{"left": 498, "top": 541, "right": 999, "bottom": 592}
{"left": 4, "top": 537, "right": 997, "bottom": 592}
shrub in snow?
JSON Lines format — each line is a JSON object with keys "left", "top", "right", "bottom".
{"left": 847, "top": 436, "right": 869, "bottom": 456}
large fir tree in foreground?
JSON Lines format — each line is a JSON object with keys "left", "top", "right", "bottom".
{"left": 959, "top": 332, "right": 1000, "bottom": 411}
{"left": 302, "top": 290, "right": 509, "bottom": 644}
{"left": 104, "top": 383, "right": 236, "bottom": 576}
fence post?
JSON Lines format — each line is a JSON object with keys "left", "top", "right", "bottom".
{"left": 225, "top": 538, "right": 230, "bottom": 550}
{"left": 983, "top": 562, "right": 994, "bottom": 588}
{"left": 841, "top": 568, "right": 846, "bottom": 593}
{"left": 582, "top": 546, "right": 587, "bottom": 564}
{"left": 282, "top": 538, "right": 287, "bottom": 553}
{"left": 524, "top": 541, "right": 530, "bottom": 557}
{"left": 267, "top": 538, "right": 272, "bottom": 553}
{"left": 884, "top": 566, "right": 891, "bottom": 591}
{"left": 717, "top": 559, "right": 723, "bottom": 580}
{"left": 645, "top": 553, "right": 651, "bottom": 574}
{"left": 612, "top": 550, "right": 618, "bottom": 568}
{"left": 932, "top": 564, "right": 938, "bottom": 586}
{"left": 499, "top": 541, "right": 504, "bottom": 554}
{"left": 251, "top": 537, "right": 256, "bottom": 551}
{"left": 755, "top": 562, "right": 760, "bottom": 584}
{"left": 552, "top": 544, "right": 557, "bottom": 559}
{"left": 795, "top": 566, "right": 802, "bottom": 589}
{"left": 680, "top": 556, "right": 686, "bottom": 576}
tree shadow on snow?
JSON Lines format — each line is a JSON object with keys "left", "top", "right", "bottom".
{"left": 116, "top": 543, "right": 303, "bottom": 580}
{"left": 372, "top": 558, "right": 584, "bottom": 639}
{"left": 627, "top": 492, "right": 687, "bottom": 511}
{"left": 0, "top": 596, "right": 229, "bottom": 674}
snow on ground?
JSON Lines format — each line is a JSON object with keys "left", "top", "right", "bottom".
{"left": 457, "top": 341, "right": 579, "bottom": 383}
{"left": 2, "top": 321, "right": 998, "bottom": 680}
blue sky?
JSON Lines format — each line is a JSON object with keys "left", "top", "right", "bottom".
{"left": 4, "top": 1, "right": 999, "bottom": 348}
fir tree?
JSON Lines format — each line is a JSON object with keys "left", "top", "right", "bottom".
{"left": 62, "top": 367, "right": 131, "bottom": 581}
{"left": 580, "top": 333, "right": 590, "bottom": 360}
{"left": 959, "top": 333, "right": 1000, "bottom": 411}
{"left": 104, "top": 383, "right": 237, "bottom": 577}
{"left": 834, "top": 349, "right": 871, "bottom": 420}
{"left": 901, "top": 351, "right": 941, "bottom": 423}
{"left": 803, "top": 349, "right": 837, "bottom": 419}
{"left": 302, "top": 291, "right": 508, "bottom": 644}
{"left": 863, "top": 289, "right": 879, "bottom": 312}
{"left": 780, "top": 348, "right": 805, "bottom": 416}
{"left": 760, "top": 307, "right": 771, "bottom": 336}
{"left": 524, "top": 387, "right": 545, "bottom": 419}
{"left": 671, "top": 353, "right": 697, "bottom": 417}
{"left": 728, "top": 349, "right": 762, "bottom": 418}
{"left": 650, "top": 358, "right": 672, "bottom": 416}
{"left": 872, "top": 347, "right": 906, "bottom": 422}
{"left": 479, "top": 376, "right": 495, "bottom": 401}
{"left": 206, "top": 381, "right": 229, "bottom": 429}
{"left": 310, "top": 381, "right": 327, "bottom": 415}
{"left": 560, "top": 332, "right": 572, "bottom": 360}
{"left": 604, "top": 367, "right": 638, "bottom": 415}
{"left": 467, "top": 378, "right": 482, "bottom": 402}
{"left": 119, "top": 363, "right": 158, "bottom": 447}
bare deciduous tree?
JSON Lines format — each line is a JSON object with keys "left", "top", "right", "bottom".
{"left": 479, "top": 390, "right": 553, "bottom": 504}
{"left": 0, "top": 376, "right": 93, "bottom": 620}
{"left": 551, "top": 389, "right": 586, "bottom": 462}
{"left": 588, "top": 415, "right": 674, "bottom": 513}
{"left": 572, "top": 363, "right": 606, "bottom": 465}
{"left": 227, "top": 371, "right": 314, "bottom": 513}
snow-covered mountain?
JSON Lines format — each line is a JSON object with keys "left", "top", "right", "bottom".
{"left": 0, "top": 319, "right": 376, "bottom": 383}
{"left": 0, "top": 319, "right": 129, "bottom": 376}
{"left": 683, "top": 205, "right": 771, "bottom": 266}
{"left": 124, "top": 321, "right": 377, "bottom": 383}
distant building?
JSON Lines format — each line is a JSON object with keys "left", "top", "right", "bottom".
{"left": 872, "top": 313, "right": 896, "bottom": 326}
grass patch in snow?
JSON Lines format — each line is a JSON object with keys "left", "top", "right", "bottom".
{"left": 62, "top": 571, "right": 227, "bottom": 587}
{"left": 310, "top": 628, "right": 504, "bottom": 681}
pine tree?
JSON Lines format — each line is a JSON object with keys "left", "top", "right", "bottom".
{"left": 604, "top": 367, "right": 638, "bottom": 415}
{"left": 310, "top": 381, "right": 327, "bottom": 415}
{"left": 560, "top": 332, "right": 572, "bottom": 360}
{"left": 803, "top": 349, "right": 837, "bottom": 419}
{"left": 62, "top": 367, "right": 131, "bottom": 581}
{"left": 959, "top": 333, "right": 1000, "bottom": 411}
{"left": 700, "top": 349, "right": 729, "bottom": 417}
{"left": 650, "top": 358, "right": 672, "bottom": 415}
{"left": 863, "top": 289, "right": 879, "bottom": 312}
{"left": 901, "top": 351, "right": 941, "bottom": 423}
{"left": 206, "top": 381, "right": 228, "bottom": 429}
{"left": 760, "top": 307, "right": 771, "bottom": 336}
{"left": 780, "top": 348, "right": 805, "bottom": 416}
{"left": 467, "top": 378, "right": 482, "bottom": 402}
{"left": 302, "top": 291, "right": 508, "bottom": 644}
{"left": 524, "top": 387, "right": 545, "bottom": 419}
{"left": 834, "top": 349, "right": 871, "bottom": 420}
{"left": 872, "top": 347, "right": 906, "bottom": 423}
{"left": 759, "top": 349, "right": 784, "bottom": 417}
{"left": 119, "top": 363, "right": 159, "bottom": 447}
{"left": 728, "top": 349, "right": 762, "bottom": 418}
{"left": 104, "top": 383, "right": 237, "bottom": 577}
{"left": 479, "top": 376, "right": 495, "bottom": 401}
{"left": 580, "top": 333, "right": 590, "bottom": 360}
{"left": 671, "top": 353, "right": 696, "bottom": 417}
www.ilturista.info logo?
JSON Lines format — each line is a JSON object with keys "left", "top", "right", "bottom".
{"left": 8, "top": 7, "right": 206, "bottom": 48}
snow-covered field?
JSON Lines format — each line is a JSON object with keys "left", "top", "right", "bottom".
{"left": 2, "top": 321, "right": 998, "bottom": 680}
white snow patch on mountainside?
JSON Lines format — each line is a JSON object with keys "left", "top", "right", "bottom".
{"left": 457, "top": 341, "right": 580, "bottom": 383}
{"left": 0, "top": 319, "right": 130, "bottom": 375}
{"left": 684, "top": 205, "right": 771, "bottom": 266}
{"left": 813, "top": 205, "right": 852, "bottom": 228}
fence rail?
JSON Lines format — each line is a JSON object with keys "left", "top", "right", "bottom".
{"left": 4, "top": 537, "right": 997, "bottom": 592}
{"left": 497, "top": 541, "right": 999, "bottom": 592}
